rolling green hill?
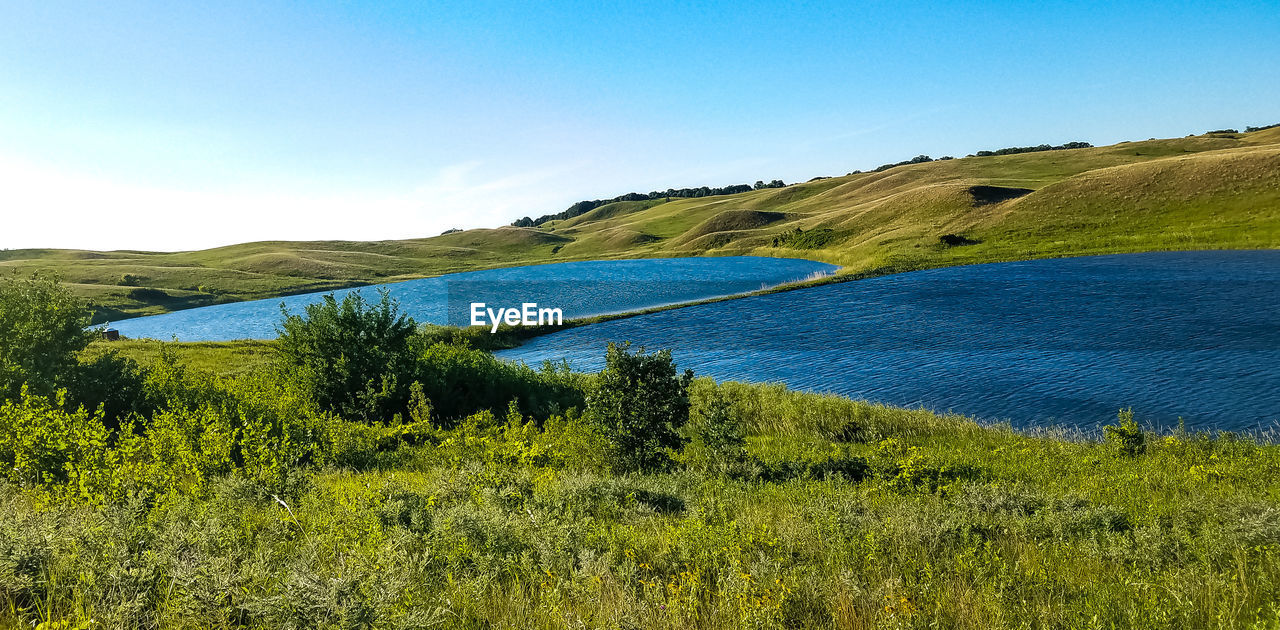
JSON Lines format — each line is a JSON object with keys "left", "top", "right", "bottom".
{"left": 5, "top": 127, "right": 1279, "bottom": 323}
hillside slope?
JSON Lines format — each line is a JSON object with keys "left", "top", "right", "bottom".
{"left": 4, "top": 128, "right": 1278, "bottom": 322}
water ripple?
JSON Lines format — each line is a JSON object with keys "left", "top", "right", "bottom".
{"left": 497, "top": 251, "right": 1280, "bottom": 431}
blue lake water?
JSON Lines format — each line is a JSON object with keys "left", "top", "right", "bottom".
{"left": 110, "top": 257, "right": 839, "bottom": 341}
{"left": 496, "top": 251, "right": 1280, "bottom": 432}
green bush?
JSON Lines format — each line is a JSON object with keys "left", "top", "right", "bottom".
{"left": 0, "top": 274, "right": 98, "bottom": 399}
{"left": 587, "top": 343, "right": 693, "bottom": 472}
{"left": 681, "top": 386, "right": 748, "bottom": 471}
{"left": 0, "top": 388, "right": 113, "bottom": 499}
{"left": 416, "top": 342, "right": 584, "bottom": 424}
{"left": 0, "top": 275, "right": 148, "bottom": 425}
{"left": 1104, "top": 408, "right": 1146, "bottom": 457}
{"left": 427, "top": 403, "right": 609, "bottom": 470}
{"left": 873, "top": 437, "right": 975, "bottom": 492}
{"left": 64, "top": 351, "right": 151, "bottom": 428}
{"left": 770, "top": 227, "right": 839, "bottom": 249}
{"left": 276, "top": 289, "right": 418, "bottom": 422}
{"left": 127, "top": 287, "right": 169, "bottom": 302}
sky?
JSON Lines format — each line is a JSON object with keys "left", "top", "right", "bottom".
{"left": 1, "top": 1, "right": 1278, "bottom": 251}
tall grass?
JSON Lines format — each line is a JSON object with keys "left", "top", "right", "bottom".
{"left": 2, "top": 345, "right": 1279, "bottom": 628}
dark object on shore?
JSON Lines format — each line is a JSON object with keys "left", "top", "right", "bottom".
{"left": 102, "top": 329, "right": 120, "bottom": 341}
{"left": 939, "top": 234, "right": 980, "bottom": 247}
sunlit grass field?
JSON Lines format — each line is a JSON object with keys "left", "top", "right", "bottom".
{"left": 3, "top": 340, "right": 1278, "bottom": 629}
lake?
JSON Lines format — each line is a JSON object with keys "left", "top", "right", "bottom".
{"left": 109, "top": 256, "right": 840, "bottom": 341}
{"left": 496, "top": 251, "right": 1280, "bottom": 432}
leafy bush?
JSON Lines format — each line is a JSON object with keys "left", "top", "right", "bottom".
{"left": 873, "top": 437, "right": 974, "bottom": 492}
{"left": 415, "top": 342, "right": 584, "bottom": 423}
{"left": 127, "top": 287, "right": 169, "bottom": 302}
{"left": 0, "top": 388, "right": 111, "bottom": 490}
{"left": 681, "top": 387, "right": 748, "bottom": 471}
{"left": 0, "top": 274, "right": 98, "bottom": 399}
{"left": 428, "top": 403, "right": 609, "bottom": 470}
{"left": 276, "top": 289, "right": 418, "bottom": 422}
{"left": 586, "top": 343, "right": 693, "bottom": 472}
{"left": 939, "top": 233, "right": 980, "bottom": 247}
{"left": 0, "top": 275, "right": 158, "bottom": 424}
{"left": 771, "top": 227, "right": 840, "bottom": 249}
{"left": 63, "top": 351, "right": 150, "bottom": 428}
{"left": 1104, "top": 408, "right": 1146, "bottom": 457}
{"left": 0, "top": 352, "right": 429, "bottom": 502}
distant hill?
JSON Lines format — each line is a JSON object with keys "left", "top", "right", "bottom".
{"left": 5, "top": 125, "right": 1279, "bottom": 323}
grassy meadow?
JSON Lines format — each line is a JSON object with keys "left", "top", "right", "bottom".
{"left": 4, "top": 127, "right": 1279, "bottom": 323}
{"left": 3, "top": 126, "right": 1280, "bottom": 629}
{"left": 2, "top": 337, "right": 1279, "bottom": 629}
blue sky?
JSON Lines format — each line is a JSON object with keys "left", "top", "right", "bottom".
{"left": 2, "top": 1, "right": 1277, "bottom": 250}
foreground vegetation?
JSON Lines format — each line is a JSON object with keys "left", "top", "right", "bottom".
{"left": 4, "top": 126, "right": 1279, "bottom": 322}
{"left": 3, "top": 276, "right": 1280, "bottom": 629}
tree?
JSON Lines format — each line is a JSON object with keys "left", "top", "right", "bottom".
{"left": 0, "top": 274, "right": 99, "bottom": 399}
{"left": 586, "top": 342, "right": 693, "bottom": 471}
{"left": 276, "top": 289, "right": 418, "bottom": 422}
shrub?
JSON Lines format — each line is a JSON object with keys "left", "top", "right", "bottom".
{"left": 873, "top": 437, "right": 973, "bottom": 492}
{"left": 0, "top": 274, "right": 152, "bottom": 425}
{"left": 682, "top": 387, "right": 748, "bottom": 471}
{"left": 1104, "top": 408, "right": 1146, "bottom": 457}
{"left": 0, "top": 274, "right": 98, "bottom": 399}
{"left": 0, "top": 388, "right": 111, "bottom": 492}
{"left": 416, "top": 342, "right": 584, "bottom": 423}
{"left": 939, "top": 233, "right": 980, "bottom": 247}
{"left": 586, "top": 343, "right": 693, "bottom": 472}
{"left": 430, "top": 404, "right": 609, "bottom": 470}
{"left": 771, "top": 227, "right": 839, "bottom": 249}
{"left": 64, "top": 351, "right": 151, "bottom": 428}
{"left": 127, "top": 287, "right": 170, "bottom": 302}
{"left": 276, "top": 289, "right": 418, "bottom": 422}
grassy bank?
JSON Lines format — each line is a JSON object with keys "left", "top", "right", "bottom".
{"left": 1, "top": 336, "right": 1278, "bottom": 629}
{"left": 5, "top": 127, "right": 1279, "bottom": 323}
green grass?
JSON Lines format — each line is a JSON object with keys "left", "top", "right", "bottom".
{"left": 3, "top": 341, "right": 1280, "bottom": 629}
{"left": 84, "top": 339, "right": 279, "bottom": 377}
{"left": 6, "top": 129, "right": 1278, "bottom": 324}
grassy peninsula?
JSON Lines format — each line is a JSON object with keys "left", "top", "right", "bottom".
{"left": 4, "top": 126, "right": 1279, "bottom": 323}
